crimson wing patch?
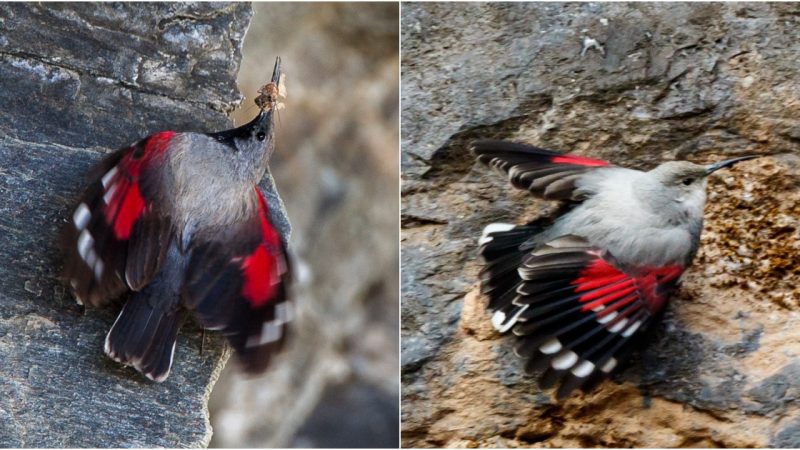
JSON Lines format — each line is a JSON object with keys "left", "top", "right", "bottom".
{"left": 63, "top": 132, "right": 174, "bottom": 306}
{"left": 472, "top": 140, "right": 610, "bottom": 201}
{"left": 183, "top": 187, "right": 292, "bottom": 373}
{"left": 481, "top": 230, "right": 683, "bottom": 398}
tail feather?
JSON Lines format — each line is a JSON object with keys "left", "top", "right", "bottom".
{"left": 104, "top": 297, "right": 184, "bottom": 382}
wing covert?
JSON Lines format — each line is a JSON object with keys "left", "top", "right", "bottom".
{"left": 472, "top": 140, "right": 611, "bottom": 201}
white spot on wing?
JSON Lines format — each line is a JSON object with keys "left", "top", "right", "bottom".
{"left": 85, "top": 248, "right": 97, "bottom": 269}
{"left": 622, "top": 320, "right": 643, "bottom": 337}
{"left": 102, "top": 182, "right": 118, "bottom": 205}
{"left": 552, "top": 350, "right": 578, "bottom": 370}
{"left": 245, "top": 302, "right": 294, "bottom": 348}
{"left": 77, "top": 229, "right": 93, "bottom": 261}
{"left": 73, "top": 203, "right": 91, "bottom": 230}
{"left": 260, "top": 322, "right": 282, "bottom": 345}
{"left": 608, "top": 318, "right": 628, "bottom": 333}
{"left": 479, "top": 223, "right": 515, "bottom": 245}
{"left": 601, "top": 357, "right": 618, "bottom": 373}
{"left": 571, "top": 360, "right": 595, "bottom": 378}
{"left": 539, "top": 338, "right": 562, "bottom": 355}
{"left": 101, "top": 166, "right": 118, "bottom": 187}
{"left": 93, "top": 259, "right": 104, "bottom": 279}
{"left": 492, "top": 304, "right": 528, "bottom": 333}
{"left": 597, "top": 311, "right": 618, "bottom": 324}
{"left": 491, "top": 310, "right": 505, "bottom": 329}
{"left": 276, "top": 302, "right": 293, "bottom": 323}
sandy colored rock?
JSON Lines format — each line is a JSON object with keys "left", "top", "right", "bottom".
{"left": 402, "top": 3, "right": 800, "bottom": 447}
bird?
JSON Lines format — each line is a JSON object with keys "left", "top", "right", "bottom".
{"left": 62, "top": 58, "right": 292, "bottom": 382}
{"left": 472, "top": 139, "right": 757, "bottom": 399}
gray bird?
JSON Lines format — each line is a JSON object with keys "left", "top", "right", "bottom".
{"left": 63, "top": 58, "right": 291, "bottom": 382}
{"left": 473, "top": 140, "right": 756, "bottom": 398}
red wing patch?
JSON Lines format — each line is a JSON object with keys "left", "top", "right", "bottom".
{"left": 472, "top": 140, "right": 611, "bottom": 200}
{"left": 101, "top": 131, "right": 173, "bottom": 240}
{"left": 63, "top": 131, "right": 174, "bottom": 307}
{"left": 183, "top": 186, "right": 292, "bottom": 374}
{"left": 488, "top": 235, "right": 685, "bottom": 398}
{"left": 572, "top": 259, "right": 682, "bottom": 315}
{"left": 240, "top": 187, "right": 284, "bottom": 307}
{"left": 550, "top": 154, "right": 610, "bottom": 167}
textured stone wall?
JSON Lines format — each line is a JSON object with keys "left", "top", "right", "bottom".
{"left": 402, "top": 3, "right": 800, "bottom": 447}
{"left": 0, "top": 3, "right": 254, "bottom": 447}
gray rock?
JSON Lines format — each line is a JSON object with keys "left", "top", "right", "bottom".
{"left": 772, "top": 414, "right": 800, "bottom": 448}
{"left": 402, "top": 2, "right": 800, "bottom": 447}
{"left": 0, "top": 3, "right": 274, "bottom": 447}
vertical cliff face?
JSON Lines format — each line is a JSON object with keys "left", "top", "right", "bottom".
{"left": 0, "top": 3, "right": 253, "bottom": 447}
{"left": 401, "top": 3, "right": 800, "bottom": 447}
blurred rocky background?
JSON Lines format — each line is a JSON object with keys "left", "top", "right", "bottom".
{"left": 209, "top": 3, "right": 399, "bottom": 448}
{"left": 402, "top": 3, "right": 800, "bottom": 447}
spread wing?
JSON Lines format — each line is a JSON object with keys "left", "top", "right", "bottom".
{"left": 472, "top": 140, "right": 611, "bottom": 201}
{"left": 63, "top": 132, "right": 175, "bottom": 307}
{"left": 483, "top": 233, "right": 683, "bottom": 398}
{"left": 183, "top": 187, "right": 292, "bottom": 373}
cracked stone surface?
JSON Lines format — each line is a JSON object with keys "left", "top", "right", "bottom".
{"left": 0, "top": 3, "right": 267, "bottom": 447}
{"left": 402, "top": 3, "right": 800, "bottom": 447}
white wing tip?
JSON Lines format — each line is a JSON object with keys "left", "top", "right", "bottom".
{"left": 571, "top": 360, "right": 596, "bottom": 378}
{"left": 491, "top": 310, "right": 507, "bottom": 330}
{"left": 552, "top": 350, "right": 579, "bottom": 370}
{"left": 492, "top": 304, "right": 528, "bottom": 333}
{"left": 482, "top": 222, "right": 516, "bottom": 236}
{"left": 479, "top": 223, "right": 516, "bottom": 245}
{"left": 601, "top": 357, "right": 618, "bottom": 373}
{"left": 539, "top": 337, "right": 562, "bottom": 355}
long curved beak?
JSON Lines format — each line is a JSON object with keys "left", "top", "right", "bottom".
{"left": 705, "top": 155, "right": 759, "bottom": 174}
{"left": 271, "top": 56, "right": 281, "bottom": 86}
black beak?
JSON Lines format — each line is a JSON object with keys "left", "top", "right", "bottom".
{"left": 250, "top": 56, "right": 282, "bottom": 124}
{"left": 705, "top": 155, "right": 759, "bottom": 174}
{"left": 206, "top": 57, "right": 281, "bottom": 146}
{"left": 271, "top": 56, "right": 281, "bottom": 86}
{"left": 249, "top": 56, "right": 282, "bottom": 126}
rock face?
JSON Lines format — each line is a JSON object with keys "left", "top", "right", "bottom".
{"left": 208, "top": 3, "right": 400, "bottom": 448}
{"left": 402, "top": 3, "right": 800, "bottom": 447}
{"left": 0, "top": 3, "right": 262, "bottom": 447}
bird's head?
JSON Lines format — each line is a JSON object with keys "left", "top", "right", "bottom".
{"left": 647, "top": 155, "right": 757, "bottom": 220}
{"left": 652, "top": 155, "right": 757, "bottom": 190}
{"left": 204, "top": 57, "right": 283, "bottom": 182}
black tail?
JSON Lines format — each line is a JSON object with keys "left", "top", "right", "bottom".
{"left": 478, "top": 223, "right": 541, "bottom": 331}
{"left": 104, "top": 293, "right": 185, "bottom": 382}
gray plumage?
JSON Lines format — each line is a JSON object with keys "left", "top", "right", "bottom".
{"left": 473, "top": 140, "right": 756, "bottom": 398}
{"left": 64, "top": 58, "right": 292, "bottom": 382}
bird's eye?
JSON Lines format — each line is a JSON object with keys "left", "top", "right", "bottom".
{"left": 256, "top": 131, "right": 266, "bottom": 141}
{"left": 682, "top": 178, "right": 694, "bottom": 186}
